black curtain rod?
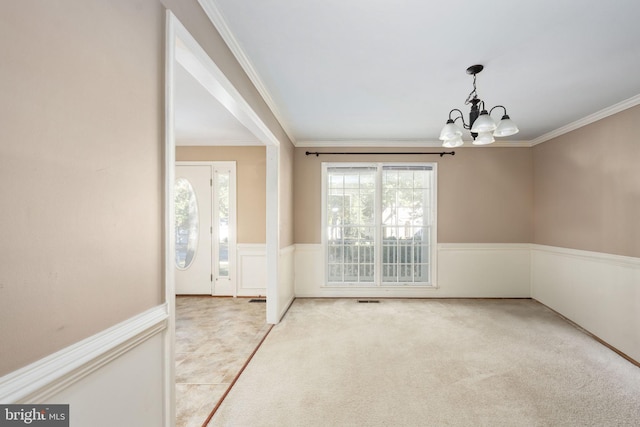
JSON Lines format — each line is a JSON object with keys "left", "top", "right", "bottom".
{"left": 305, "top": 151, "right": 455, "bottom": 157}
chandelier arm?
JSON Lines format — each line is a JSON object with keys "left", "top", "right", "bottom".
{"left": 489, "top": 105, "right": 508, "bottom": 116}
{"left": 448, "top": 108, "right": 470, "bottom": 129}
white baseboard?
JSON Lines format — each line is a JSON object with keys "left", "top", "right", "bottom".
{"left": 279, "top": 294, "right": 296, "bottom": 320}
{"left": 0, "top": 304, "right": 168, "bottom": 403}
{"left": 531, "top": 244, "right": 640, "bottom": 363}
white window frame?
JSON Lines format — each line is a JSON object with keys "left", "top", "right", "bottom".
{"left": 321, "top": 162, "right": 438, "bottom": 288}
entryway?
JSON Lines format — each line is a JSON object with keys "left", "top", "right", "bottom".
{"left": 175, "top": 162, "right": 236, "bottom": 296}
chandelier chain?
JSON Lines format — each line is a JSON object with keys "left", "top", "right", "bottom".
{"left": 464, "top": 74, "right": 478, "bottom": 105}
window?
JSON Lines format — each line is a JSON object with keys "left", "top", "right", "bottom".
{"left": 323, "top": 163, "right": 436, "bottom": 287}
{"left": 175, "top": 177, "right": 199, "bottom": 270}
{"left": 215, "top": 169, "right": 230, "bottom": 277}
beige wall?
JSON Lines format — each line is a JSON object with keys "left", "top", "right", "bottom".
{"left": 293, "top": 147, "right": 532, "bottom": 244}
{"left": 1, "top": 0, "right": 294, "bottom": 377}
{"left": 533, "top": 105, "right": 640, "bottom": 258}
{"left": 176, "top": 146, "right": 266, "bottom": 243}
{"left": 0, "top": 1, "right": 164, "bottom": 375}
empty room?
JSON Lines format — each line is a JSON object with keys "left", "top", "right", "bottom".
{"left": 1, "top": 1, "right": 639, "bottom": 426}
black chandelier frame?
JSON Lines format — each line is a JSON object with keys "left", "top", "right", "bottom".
{"left": 444, "top": 64, "right": 514, "bottom": 140}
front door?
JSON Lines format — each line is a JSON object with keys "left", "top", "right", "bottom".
{"left": 175, "top": 162, "right": 236, "bottom": 295}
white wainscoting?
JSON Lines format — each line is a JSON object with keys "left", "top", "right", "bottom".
{"left": 237, "top": 244, "right": 267, "bottom": 297}
{"left": 0, "top": 304, "right": 168, "bottom": 426}
{"left": 531, "top": 244, "right": 640, "bottom": 363}
{"left": 236, "top": 244, "right": 294, "bottom": 322}
{"left": 438, "top": 243, "right": 531, "bottom": 297}
{"left": 277, "top": 245, "right": 296, "bottom": 322}
{"left": 294, "top": 243, "right": 531, "bottom": 298}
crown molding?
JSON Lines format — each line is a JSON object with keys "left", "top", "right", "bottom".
{"left": 295, "top": 139, "right": 531, "bottom": 148}
{"left": 530, "top": 93, "right": 640, "bottom": 146}
{"left": 296, "top": 140, "right": 442, "bottom": 148}
{"left": 198, "top": 0, "right": 297, "bottom": 145}
{"left": 198, "top": 1, "right": 639, "bottom": 150}
{"left": 176, "top": 139, "right": 262, "bottom": 147}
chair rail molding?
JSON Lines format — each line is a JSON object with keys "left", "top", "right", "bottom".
{"left": 0, "top": 304, "right": 168, "bottom": 403}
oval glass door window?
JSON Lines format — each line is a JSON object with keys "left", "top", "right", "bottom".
{"left": 175, "top": 177, "right": 199, "bottom": 269}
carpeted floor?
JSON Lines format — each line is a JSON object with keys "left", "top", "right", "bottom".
{"left": 209, "top": 298, "right": 640, "bottom": 426}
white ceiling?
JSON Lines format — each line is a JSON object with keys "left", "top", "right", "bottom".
{"left": 189, "top": 0, "right": 640, "bottom": 147}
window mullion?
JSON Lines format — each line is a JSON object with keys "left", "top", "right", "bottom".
{"left": 357, "top": 176, "right": 361, "bottom": 284}
{"left": 374, "top": 164, "right": 382, "bottom": 286}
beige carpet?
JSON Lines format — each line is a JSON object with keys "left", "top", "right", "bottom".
{"left": 209, "top": 298, "right": 640, "bottom": 426}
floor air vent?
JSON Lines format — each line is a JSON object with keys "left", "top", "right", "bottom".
{"left": 357, "top": 300, "right": 380, "bottom": 304}
{"left": 249, "top": 298, "right": 267, "bottom": 303}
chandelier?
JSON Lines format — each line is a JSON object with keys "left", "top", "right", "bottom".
{"left": 439, "top": 64, "right": 519, "bottom": 147}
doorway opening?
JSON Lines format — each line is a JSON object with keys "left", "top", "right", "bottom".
{"left": 165, "top": 11, "right": 281, "bottom": 427}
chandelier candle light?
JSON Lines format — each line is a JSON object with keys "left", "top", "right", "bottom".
{"left": 439, "top": 64, "right": 519, "bottom": 147}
